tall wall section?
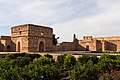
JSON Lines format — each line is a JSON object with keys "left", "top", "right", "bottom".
{"left": 95, "top": 36, "right": 120, "bottom": 52}
{"left": 11, "top": 25, "right": 29, "bottom": 52}
{"left": 28, "top": 24, "right": 53, "bottom": 52}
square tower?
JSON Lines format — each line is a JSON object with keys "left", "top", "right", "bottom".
{"left": 11, "top": 24, "right": 53, "bottom": 52}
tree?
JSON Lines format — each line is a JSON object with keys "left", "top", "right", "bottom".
{"left": 70, "top": 60, "right": 98, "bottom": 80}
{"left": 33, "top": 56, "right": 55, "bottom": 66}
{"left": 97, "top": 54, "right": 119, "bottom": 73}
{"left": 52, "top": 34, "right": 59, "bottom": 46}
{"left": 64, "top": 54, "right": 76, "bottom": 69}
{"left": 90, "top": 55, "right": 99, "bottom": 64}
{"left": 0, "top": 55, "right": 60, "bottom": 80}
{"left": 57, "top": 54, "right": 66, "bottom": 65}
{"left": 78, "top": 54, "right": 90, "bottom": 65}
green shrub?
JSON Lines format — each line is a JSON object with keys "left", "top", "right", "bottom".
{"left": 78, "top": 54, "right": 90, "bottom": 65}
{"left": 98, "top": 54, "right": 120, "bottom": 73}
{"left": 5, "top": 53, "right": 41, "bottom": 61}
{"left": 64, "top": 54, "right": 76, "bottom": 69}
{"left": 33, "top": 56, "right": 55, "bottom": 66}
{"left": 90, "top": 55, "right": 99, "bottom": 64}
{"left": 44, "top": 54, "right": 53, "bottom": 59}
{"left": 57, "top": 54, "right": 66, "bottom": 65}
{"left": 70, "top": 60, "right": 98, "bottom": 80}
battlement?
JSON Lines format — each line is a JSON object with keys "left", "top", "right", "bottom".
{"left": 83, "top": 36, "right": 93, "bottom": 40}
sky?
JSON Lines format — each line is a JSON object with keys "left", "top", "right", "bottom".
{"left": 0, "top": 0, "right": 120, "bottom": 42}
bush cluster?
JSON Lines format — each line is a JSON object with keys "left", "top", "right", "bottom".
{"left": 0, "top": 53, "right": 120, "bottom": 80}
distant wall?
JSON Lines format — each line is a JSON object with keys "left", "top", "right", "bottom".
{"left": 79, "top": 36, "right": 120, "bottom": 52}
{"left": 0, "top": 39, "right": 14, "bottom": 52}
{"left": 60, "top": 42, "right": 75, "bottom": 51}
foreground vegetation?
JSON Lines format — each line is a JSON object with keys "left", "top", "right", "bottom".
{"left": 0, "top": 53, "right": 120, "bottom": 80}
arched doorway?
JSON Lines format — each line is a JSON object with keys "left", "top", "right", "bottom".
{"left": 39, "top": 41, "right": 44, "bottom": 52}
{"left": 18, "top": 42, "right": 20, "bottom": 52}
{"left": 86, "top": 45, "right": 89, "bottom": 51}
{"left": 7, "top": 45, "right": 10, "bottom": 52}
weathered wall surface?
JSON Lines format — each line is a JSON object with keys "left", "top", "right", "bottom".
{"left": 0, "top": 36, "right": 13, "bottom": 52}
{"left": 96, "top": 40, "right": 102, "bottom": 51}
{"left": 79, "top": 36, "right": 120, "bottom": 52}
{"left": 95, "top": 37, "right": 120, "bottom": 52}
{"left": 28, "top": 25, "right": 53, "bottom": 52}
{"left": 79, "top": 40, "right": 97, "bottom": 51}
{"left": 1, "top": 24, "right": 120, "bottom": 52}
{"left": 11, "top": 25, "right": 29, "bottom": 52}
{"left": 11, "top": 24, "right": 53, "bottom": 52}
{"left": 59, "top": 42, "right": 75, "bottom": 51}
{"left": 0, "top": 24, "right": 53, "bottom": 52}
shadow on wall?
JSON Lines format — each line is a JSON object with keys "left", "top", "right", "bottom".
{"left": 11, "top": 41, "right": 16, "bottom": 52}
{"left": 0, "top": 41, "right": 16, "bottom": 52}
{"left": 96, "top": 40, "right": 102, "bottom": 52}
{"left": 77, "top": 44, "right": 87, "bottom": 51}
{"left": 106, "top": 42, "right": 117, "bottom": 51}
{"left": 77, "top": 41, "right": 117, "bottom": 52}
{"left": 0, "top": 44, "right": 4, "bottom": 52}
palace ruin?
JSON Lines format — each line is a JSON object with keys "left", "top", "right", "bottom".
{"left": 0, "top": 24, "right": 120, "bottom": 52}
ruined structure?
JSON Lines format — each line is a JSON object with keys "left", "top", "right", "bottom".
{"left": 58, "top": 35, "right": 120, "bottom": 52}
{"left": 1, "top": 24, "right": 120, "bottom": 52}
{"left": 0, "top": 36, "right": 12, "bottom": 52}
{"left": 0, "top": 24, "right": 53, "bottom": 52}
{"left": 79, "top": 36, "right": 120, "bottom": 52}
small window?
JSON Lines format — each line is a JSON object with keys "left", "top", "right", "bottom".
{"left": 19, "top": 28, "right": 21, "bottom": 30}
{"left": 41, "top": 32, "right": 44, "bottom": 36}
{"left": 20, "top": 31, "right": 22, "bottom": 34}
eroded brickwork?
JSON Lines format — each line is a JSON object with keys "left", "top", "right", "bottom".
{"left": 0, "top": 36, "right": 13, "bottom": 52}
{"left": 1, "top": 24, "right": 120, "bottom": 52}
{"left": 11, "top": 24, "right": 29, "bottom": 52}
{"left": 79, "top": 36, "right": 120, "bottom": 52}
{"left": 28, "top": 24, "right": 53, "bottom": 52}
{"left": 56, "top": 35, "right": 120, "bottom": 52}
{"left": 0, "top": 24, "right": 53, "bottom": 52}
{"left": 11, "top": 24, "right": 53, "bottom": 52}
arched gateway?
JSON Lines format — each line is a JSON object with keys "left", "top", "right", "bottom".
{"left": 7, "top": 45, "right": 10, "bottom": 52}
{"left": 39, "top": 41, "right": 44, "bottom": 52}
{"left": 18, "top": 42, "right": 20, "bottom": 52}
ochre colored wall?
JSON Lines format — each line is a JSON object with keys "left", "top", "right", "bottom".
{"left": 28, "top": 25, "right": 53, "bottom": 52}
{"left": 79, "top": 36, "right": 120, "bottom": 52}
{"left": 11, "top": 24, "right": 53, "bottom": 52}
{"left": 11, "top": 25, "right": 29, "bottom": 52}
{"left": 1, "top": 24, "right": 120, "bottom": 52}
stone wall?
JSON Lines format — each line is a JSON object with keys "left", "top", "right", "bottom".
{"left": 79, "top": 36, "right": 120, "bottom": 52}
{"left": 0, "top": 36, "right": 13, "bottom": 52}
{"left": 105, "top": 40, "right": 120, "bottom": 52}
{"left": 59, "top": 42, "right": 75, "bottom": 51}
{"left": 96, "top": 40, "right": 102, "bottom": 51}
{"left": 1, "top": 24, "right": 120, "bottom": 52}
{"left": 11, "top": 24, "right": 29, "bottom": 52}
{"left": 28, "top": 24, "right": 53, "bottom": 52}
{"left": 79, "top": 39, "right": 97, "bottom": 51}
{"left": 95, "top": 36, "right": 120, "bottom": 52}
{"left": 11, "top": 24, "right": 53, "bottom": 52}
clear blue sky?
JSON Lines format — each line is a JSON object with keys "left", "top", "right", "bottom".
{"left": 0, "top": 0, "right": 120, "bottom": 42}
